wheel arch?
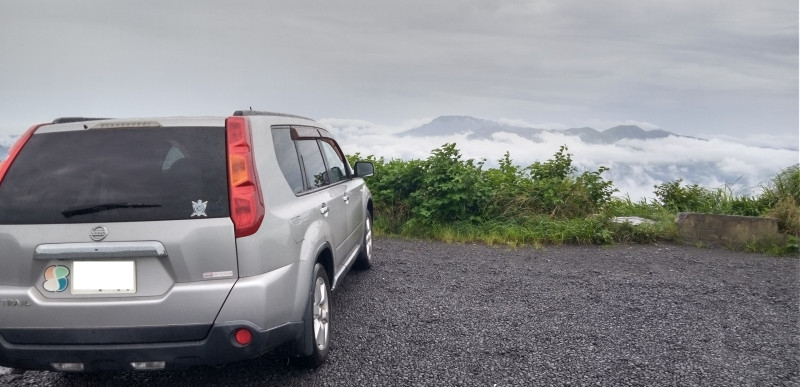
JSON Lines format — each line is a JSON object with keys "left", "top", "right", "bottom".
{"left": 290, "top": 243, "right": 333, "bottom": 360}
{"left": 314, "top": 243, "right": 334, "bottom": 287}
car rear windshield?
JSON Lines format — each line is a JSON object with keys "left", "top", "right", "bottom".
{"left": 0, "top": 126, "right": 229, "bottom": 224}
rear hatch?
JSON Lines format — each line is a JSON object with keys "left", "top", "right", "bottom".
{"left": 0, "top": 119, "right": 238, "bottom": 344}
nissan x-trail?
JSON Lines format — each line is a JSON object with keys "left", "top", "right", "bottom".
{"left": 0, "top": 110, "right": 375, "bottom": 372}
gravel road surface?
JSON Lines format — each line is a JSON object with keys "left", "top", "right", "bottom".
{"left": 2, "top": 237, "right": 798, "bottom": 386}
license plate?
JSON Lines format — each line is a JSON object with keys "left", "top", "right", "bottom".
{"left": 71, "top": 261, "right": 136, "bottom": 294}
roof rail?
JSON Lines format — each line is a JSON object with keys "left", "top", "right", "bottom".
{"left": 52, "top": 117, "right": 110, "bottom": 124}
{"left": 232, "top": 110, "right": 313, "bottom": 121}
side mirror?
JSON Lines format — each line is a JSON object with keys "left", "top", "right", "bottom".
{"left": 354, "top": 161, "right": 375, "bottom": 177}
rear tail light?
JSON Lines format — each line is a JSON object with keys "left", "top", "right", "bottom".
{"left": 0, "top": 124, "right": 45, "bottom": 186}
{"left": 225, "top": 117, "right": 265, "bottom": 238}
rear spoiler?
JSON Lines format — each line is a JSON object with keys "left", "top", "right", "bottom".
{"left": 51, "top": 117, "right": 111, "bottom": 124}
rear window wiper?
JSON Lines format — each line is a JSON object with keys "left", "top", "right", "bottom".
{"left": 62, "top": 203, "right": 162, "bottom": 218}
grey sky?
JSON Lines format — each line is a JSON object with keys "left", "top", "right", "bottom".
{"left": 0, "top": 0, "right": 797, "bottom": 142}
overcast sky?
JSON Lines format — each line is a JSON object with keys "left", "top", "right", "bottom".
{"left": 1, "top": 0, "right": 798, "bottom": 146}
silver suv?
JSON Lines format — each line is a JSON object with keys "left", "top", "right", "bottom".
{"left": 0, "top": 111, "right": 375, "bottom": 372}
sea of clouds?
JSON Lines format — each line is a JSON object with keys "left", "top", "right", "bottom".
{"left": 1, "top": 122, "right": 796, "bottom": 202}
{"left": 321, "top": 118, "right": 799, "bottom": 201}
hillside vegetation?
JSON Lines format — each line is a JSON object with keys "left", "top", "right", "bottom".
{"left": 348, "top": 144, "right": 799, "bottom": 255}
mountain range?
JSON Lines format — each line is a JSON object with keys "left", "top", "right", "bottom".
{"left": 3, "top": 117, "right": 686, "bottom": 162}
{"left": 398, "top": 115, "right": 704, "bottom": 144}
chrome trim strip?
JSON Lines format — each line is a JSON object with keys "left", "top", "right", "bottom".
{"left": 34, "top": 242, "right": 167, "bottom": 260}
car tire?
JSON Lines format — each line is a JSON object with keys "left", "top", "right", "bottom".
{"left": 294, "top": 263, "right": 331, "bottom": 368}
{"left": 354, "top": 212, "right": 373, "bottom": 270}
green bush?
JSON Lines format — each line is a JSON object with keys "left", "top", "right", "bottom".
{"left": 408, "top": 143, "right": 490, "bottom": 224}
{"left": 484, "top": 146, "right": 616, "bottom": 220}
{"left": 349, "top": 145, "right": 797, "bottom": 253}
{"left": 347, "top": 153, "right": 424, "bottom": 233}
{"left": 654, "top": 179, "right": 713, "bottom": 213}
{"left": 653, "top": 179, "right": 770, "bottom": 216}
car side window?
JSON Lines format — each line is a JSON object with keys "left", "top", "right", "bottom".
{"left": 271, "top": 128, "right": 305, "bottom": 194}
{"left": 319, "top": 139, "right": 347, "bottom": 184}
{"left": 296, "top": 140, "right": 329, "bottom": 189}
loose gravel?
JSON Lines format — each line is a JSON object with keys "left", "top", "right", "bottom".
{"left": 2, "top": 237, "right": 798, "bottom": 386}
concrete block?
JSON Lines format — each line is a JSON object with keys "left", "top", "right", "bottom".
{"left": 675, "top": 212, "right": 786, "bottom": 247}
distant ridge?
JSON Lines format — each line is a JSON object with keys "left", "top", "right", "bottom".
{"left": 397, "top": 116, "right": 703, "bottom": 144}
{"left": 398, "top": 116, "right": 544, "bottom": 140}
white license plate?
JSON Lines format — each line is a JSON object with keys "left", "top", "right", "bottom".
{"left": 71, "top": 261, "right": 136, "bottom": 294}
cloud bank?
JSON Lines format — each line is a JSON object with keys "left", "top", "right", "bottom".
{"left": 322, "top": 118, "right": 798, "bottom": 201}
{"left": 2, "top": 119, "right": 796, "bottom": 202}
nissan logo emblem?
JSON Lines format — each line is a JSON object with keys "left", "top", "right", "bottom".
{"left": 90, "top": 226, "right": 108, "bottom": 241}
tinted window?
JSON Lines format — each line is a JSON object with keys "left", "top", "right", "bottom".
{"left": 296, "top": 140, "right": 328, "bottom": 189}
{"left": 0, "top": 127, "right": 229, "bottom": 224}
{"left": 271, "top": 128, "right": 304, "bottom": 194}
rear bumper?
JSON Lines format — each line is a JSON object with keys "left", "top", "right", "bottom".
{"left": 0, "top": 321, "right": 303, "bottom": 372}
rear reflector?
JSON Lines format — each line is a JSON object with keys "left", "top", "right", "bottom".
{"left": 225, "top": 117, "right": 265, "bottom": 238}
{"left": 234, "top": 328, "right": 253, "bottom": 346}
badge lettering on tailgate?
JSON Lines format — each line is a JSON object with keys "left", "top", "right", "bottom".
{"left": 1, "top": 299, "right": 31, "bottom": 307}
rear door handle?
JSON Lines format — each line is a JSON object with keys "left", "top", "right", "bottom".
{"left": 342, "top": 194, "right": 349, "bottom": 204}
{"left": 320, "top": 203, "right": 329, "bottom": 216}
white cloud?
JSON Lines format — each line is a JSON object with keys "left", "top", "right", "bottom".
{"left": 328, "top": 118, "right": 797, "bottom": 200}
{"left": 712, "top": 133, "right": 800, "bottom": 151}
{"left": 495, "top": 118, "right": 568, "bottom": 130}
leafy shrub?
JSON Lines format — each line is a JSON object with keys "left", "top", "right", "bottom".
{"left": 654, "top": 179, "right": 713, "bottom": 213}
{"left": 483, "top": 146, "right": 616, "bottom": 220}
{"left": 347, "top": 153, "right": 425, "bottom": 233}
{"left": 525, "top": 146, "right": 616, "bottom": 218}
{"left": 349, "top": 145, "right": 795, "bottom": 252}
{"left": 653, "top": 179, "right": 770, "bottom": 216}
{"left": 408, "top": 143, "right": 490, "bottom": 224}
